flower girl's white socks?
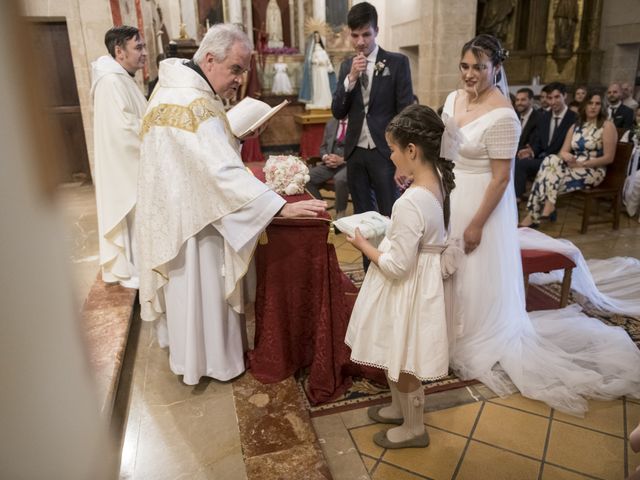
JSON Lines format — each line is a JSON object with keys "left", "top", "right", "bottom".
{"left": 386, "top": 386, "right": 426, "bottom": 443}
{"left": 378, "top": 379, "right": 402, "bottom": 420}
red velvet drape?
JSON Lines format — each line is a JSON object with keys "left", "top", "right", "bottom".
{"left": 299, "top": 123, "right": 325, "bottom": 159}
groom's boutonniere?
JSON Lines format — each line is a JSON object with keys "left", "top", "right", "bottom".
{"left": 374, "top": 60, "right": 387, "bottom": 76}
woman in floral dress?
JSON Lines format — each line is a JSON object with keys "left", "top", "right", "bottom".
{"left": 520, "top": 91, "right": 618, "bottom": 227}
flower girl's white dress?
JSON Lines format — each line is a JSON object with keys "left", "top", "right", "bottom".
{"left": 345, "top": 187, "right": 450, "bottom": 382}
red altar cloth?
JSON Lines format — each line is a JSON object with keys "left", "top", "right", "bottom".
{"left": 299, "top": 123, "right": 325, "bottom": 159}
{"left": 246, "top": 194, "right": 350, "bottom": 403}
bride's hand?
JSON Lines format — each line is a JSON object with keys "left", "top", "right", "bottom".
{"left": 463, "top": 223, "right": 482, "bottom": 254}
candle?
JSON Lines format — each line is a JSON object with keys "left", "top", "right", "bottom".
{"left": 156, "top": 30, "right": 164, "bottom": 55}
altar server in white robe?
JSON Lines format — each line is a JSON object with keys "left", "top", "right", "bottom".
{"left": 91, "top": 26, "right": 147, "bottom": 288}
{"left": 137, "top": 24, "right": 325, "bottom": 385}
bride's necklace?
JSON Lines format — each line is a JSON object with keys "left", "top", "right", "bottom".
{"left": 465, "top": 86, "right": 495, "bottom": 112}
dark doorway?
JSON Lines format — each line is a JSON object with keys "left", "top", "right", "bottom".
{"left": 29, "top": 20, "right": 91, "bottom": 182}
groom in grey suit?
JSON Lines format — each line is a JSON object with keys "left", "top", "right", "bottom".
{"left": 331, "top": 1, "right": 414, "bottom": 220}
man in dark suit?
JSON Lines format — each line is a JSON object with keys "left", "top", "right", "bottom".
{"left": 515, "top": 87, "right": 543, "bottom": 151}
{"left": 331, "top": 1, "right": 413, "bottom": 220}
{"left": 606, "top": 83, "right": 634, "bottom": 130}
{"left": 514, "top": 82, "right": 577, "bottom": 199}
{"left": 306, "top": 117, "right": 349, "bottom": 218}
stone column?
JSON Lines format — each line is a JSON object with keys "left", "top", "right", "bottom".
{"left": 297, "top": 0, "right": 305, "bottom": 51}
{"left": 417, "top": 0, "right": 477, "bottom": 108}
{"left": 313, "top": 0, "right": 325, "bottom": 22}
{"left": 227, "top": 0, "right": 242, "bottom": 24}
{"left": 243, "top": 0, "right": 254, "bottom": 45}
{"left": 289, "top": 0, "right": 295, "bottom": 47}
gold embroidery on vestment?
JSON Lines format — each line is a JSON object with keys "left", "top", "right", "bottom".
{"left": 141, "top": 97, "right": 232, "bottom": 139}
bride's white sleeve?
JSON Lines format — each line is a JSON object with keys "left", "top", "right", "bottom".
{"left": 484, "top": 115, "right": 521, "bottom": 160}
{"left": 377, "top": 198, "right": 424, "bottom": 280}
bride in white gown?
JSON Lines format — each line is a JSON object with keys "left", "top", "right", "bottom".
{"left": 444, "top": 34, "right": 640, "bottom": 416}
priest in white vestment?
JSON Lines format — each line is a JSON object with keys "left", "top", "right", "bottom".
{"left": 91, "top": 26, "right": 147, "bottom": 288}
{"left": 136, "top": 24, "right": 325, "bottom": 385}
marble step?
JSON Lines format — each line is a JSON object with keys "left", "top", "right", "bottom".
{"left": 82, "top": 276, "right": 138, "bottom": 418}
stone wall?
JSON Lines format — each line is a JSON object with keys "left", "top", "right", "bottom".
{"left": 599, "top": 0, "right": 640, "bottom": 89}
{"left": 385, "top": 0, "right": 477, "bottom": 109}
{"left": 20, "top": 0, "right": 158, "bottom": 172}
{"left": 22, "top": 0, "right": 114, "bottom": 172}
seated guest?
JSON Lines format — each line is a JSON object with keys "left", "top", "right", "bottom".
{"left": 568, "top": 100, "right": 580, "bottom": 114}
{"left": 621, "top": 108, "right": 640, "bottom": 217}
{"left": 519, "top": 91, "right": 617, "bottom": 227}
{"left": 573, "top": 85, "right": 587, "bottom": 104}
{"left": 514, "top": 82, "right": 578, "bottom": 199}
{"left": 306, "top": 117, "right": 349, "bottom": 218}
{"left": 622, "top": 82, "right": 639, "bottom": 111}
{"left": 606, "top": 82, "right": 634, "bottom": 130}
{"left": 621, "top": 107, "right": 640, "bottom": 146}
{"left": 539, "top": 84, "right": 552, "bottom": 111}
{"left": 515, "top": 87, "right": 543, "bottom": 152}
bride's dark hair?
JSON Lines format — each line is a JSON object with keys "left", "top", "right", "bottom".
{"left": 461, "top": 34, "right": 509, "bottom": 84}
{"left": 385, "top": 104, "right": 456, "bottom": 228}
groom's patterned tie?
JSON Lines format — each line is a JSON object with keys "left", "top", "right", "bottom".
{"left": 360, "top": 70, "right": 369, "bottom": 89}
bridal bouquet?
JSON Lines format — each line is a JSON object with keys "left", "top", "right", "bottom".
{"left": 263, "top": 155, "right": 310, "bottom": 195}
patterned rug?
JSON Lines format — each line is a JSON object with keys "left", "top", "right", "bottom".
{"left": 298, "top": 281, "right": 640, "bottom": 417}
{"left": 341, "top": 262, "right": 365, "bottom": 289}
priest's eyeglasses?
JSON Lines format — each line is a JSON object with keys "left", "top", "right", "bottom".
{"left": 229, "top": 64, "right": 249, "bottom": 79}
{"left": 458, "top": 62, "right": 490, "bottom": 73}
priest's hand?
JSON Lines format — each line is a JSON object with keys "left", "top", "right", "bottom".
{"left": 238, "top": 123, "right": 269, "bottom": 141}
{"left": 279, "top": 199, "right": 327, "bottom": 218}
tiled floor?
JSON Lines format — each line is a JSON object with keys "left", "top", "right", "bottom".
{"left": 313, "top": 192, "right": 640, "bottom": 480}
{"left": 62, "top": 184, "right": 640, "bottom": 480}
{"left": 316, "top": 389, "right": 640, "bottom": 480}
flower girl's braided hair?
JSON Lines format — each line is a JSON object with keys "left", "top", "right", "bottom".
{"left": 385, "top": 104, "right": 456, "bottom": 228}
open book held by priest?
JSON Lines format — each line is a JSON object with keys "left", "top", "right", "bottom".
{"left": 226, "top": 97, "right": 288, "bottom": 138}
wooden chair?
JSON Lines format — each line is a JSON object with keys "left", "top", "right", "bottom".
{"left": 564, "top": 141, "right": 633, "bottom": 233}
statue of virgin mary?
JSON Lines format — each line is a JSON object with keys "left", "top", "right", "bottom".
{"left": 266, "top": 0, "right": 284, "bottom": 48}
{"left": 298, "top": 31, "right": 336, "bottom": 109}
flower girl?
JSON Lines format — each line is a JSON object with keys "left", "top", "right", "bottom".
{"left": 345, "top": 105, "right": 458, "bottom": 449}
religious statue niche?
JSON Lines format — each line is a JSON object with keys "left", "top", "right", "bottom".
{"left": 266, "top": 0, "right": 283, "bottom": 48}
{"left": 198, "top": 0, "right": 225, "bottom": 30}
{"left": 477, "top": 0, "right": 517, "bottom": 44}
{"left": 299, "top": 30, "right": 337, "bottom": 110}
{"left": 252, "top": 0, "right": 292, "bottom": 50}
{"left": 552, "top": 0, "right": 579, "bottom": 73}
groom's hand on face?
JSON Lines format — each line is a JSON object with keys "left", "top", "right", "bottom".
{"left": 349, "top": 52, "right": 367, "bottom": 84}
